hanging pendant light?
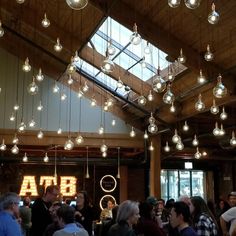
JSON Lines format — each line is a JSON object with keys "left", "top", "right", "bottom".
{"left": 149, "top": 142, "right": 154, "bottom": 151}
{"left": 210, "top": 99, "right": 219, "bottom": 115}
{"left": 36, "top": 68, "right": 44, "bottom": 82}
{"left": 213, "top": 122, "right": 220, "bottom": 136}
{"left": 100, "top": 143, "right": 108, "bottom": 153}
{"left": 192, "top": 134, "right": 199, "bottom": 146}
{"left": 170, "top": 102, "right": 176, "bottom": 113}
{"left": 148, "top": 112, "right": 156, "bottom": 124}
{"left": 11, "top": 144, "right": 19, "bottom": 155}
{"left": 144, "top": 42, "right": 151, "bottom": 55}
{"left": 130, "top": 23, "right": 142, "bottom": 45}
{"left": 112, "top": 119, "right": 116, "bottom": 126}
{"left": 101, "top": 55, "right": 115, "bottom": 74}
{"left": 168, "top": 0, "right": 181, "bottom": 8}
{"left": 16, "top": 0, "right": 25, "bottom": 4}
{"left": 213, "top": 74, "right": 227, "bottom": 98}
{"left": 219, "top": 124, "right": 225, "bottom": 136}
{"left": 107, "top": 98, "right": 114, "bottom": 107}
{"left": 85, "top": 147, "right": 90, "bottom": 178}
{"left": 37, "top": 101, "right": 43, "bottom": 111}
{"left": 0, "top": 139, "right": 6, "bottom": 151}
{"left": 102, "top": 152, "right": 107, "bottom": 158}
{"left": 220, "top": 106, "right": 228, "bottom": 120}
{"left": 144, "top": 130, "right": 149, "bottom": 139}
{"left": 195, "top": 94, "right": 205, "bottom": 111}
{"left": 90, "top": 98, "right": 97, "bottom": 107}
{"left": 117, "top": 78, "right": 124, "bottom": 89}
{"left": 18, "top": 121, "right": 26, "bottom": 133}
{"left": 172, "top": 129, "right": 180, "bottom": 144}
{"left": 64, "top": 138, "right": 74, "bottom": 150}
{"left": 184, "top": 0, "right": 201, "bottom": 9}
{"left": 204, "top": 44, "right": 214, "bottom": 61}
{"left": 147, "top": 90, "right": 154, "bottom": 102}
{"left": 12, "top": 134, "right": 19, "bottom": 144}
{"left": 67, "top": 74, "right": 74, "bottom": 85}
{"left": 52, "top": 82, "right": 60, "bottom": 93}
{"left": 197, "top": 69, "right": 207, "bottom": 84}
{"left": 167, "top": 67, "right": 175, "bottom": 82}
{"left": 23, "top": 153, "right": 28, "bottom": 162}
{"left": 148, "top": 113, "right": 158, "bottom": 134}
{"left": 98, "top": 125, "right": 104, "bottom": 135}
{"left": 75, "top": 134, "right": 84, "bottom": 145}
{"left": 82, "top": 82, "right": 89, "bottom": 93}
{"left": 27, "top": 76, "right": 39, "bottom": 95}
{"left": 103, "top": 102, "right": 109, "bottom": 112}
{"left": 77, "top": 89, "right": 84, "bottom": 98}
{"left": 153, "top": 68, "right": 166, "bottom": 93}
{"left": 107, "top": 40, "right": 116, "bottom": 56}
{"left": 176, "top": 141, "right": 184, "bottom": 150}
{"left": 230, "top": 131, "right": 236, "bottom": 147}
{"left": 54, "top": 37, "right": 63, "bottom": 52}
{"left": 164, "top": 141, "right": 170, "bottom": 152}
{"left": 0, "top": 20, "right": 4, "bottom": 37}
{"left": 66, "top": 0, "right": 88, "bottom": 10}
{"left": 183, "top": 121, "right": 189, "bottom": 132}
{"left": 29, "top": 118, "right": 36, "bottom": 128}
{"left": 130, "top": 127, "right": 136, "bottom": 137}
{"left": 9, "top": 113, "right": 16, "bottom": 122}
{"left": 14, "top": 104, "right": 20, "bottom": 111}
{"left": 138, "top": 95, "right": 147, "bottom": 106}
{"left": 194, "top": 147, "right": 201, "bottom": 159}
{"left": 67, "top": 57, "right": 76, "bottom": 74}
{"left": 140, "top": 57, "right": 147, "bottom": 68}
{"left": 44, "top": 153, "right": 49, "bottom": 162}
{"left": 61, "top": 92, "right": 67, "bottom": 101}
{"left": 116, "top": 147, "right": 121, "bottom": 178}
{"left": 57, "top": 127, "right": 62, "bottom": 134}
{"left": 41, "top": 13, "right": 50, "bottom": 28}
{"left": 22, "top": 57, "right": 31, "bottom": 72}
{"left": 163, "top": 84, "right": 175, "bottom": 104}
{"left": 73, "top": 50, "right": 80, "bottom": 63}
{"left": 178, "top": 48, "right": 186, "bottom": 64}
{"left": 208, "top": 3, "right": 220, "bottom": 25}
{"left": 37, "top": 130, "right": 44, "bottom": 139}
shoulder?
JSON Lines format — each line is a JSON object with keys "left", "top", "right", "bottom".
{"left": 222, "top": 207, "right": 236, "bottom": 220}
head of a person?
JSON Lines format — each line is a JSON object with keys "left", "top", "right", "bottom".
{"left": 139, "top": 202, "right": 154, "bottom": 220}
{"left": 116, "top": 200, "right": 140, "bottom": 226}
{"left": 76, "top": 191, "right": 89, "bottom": 208}
{"left": 107, "top": 198, "right": 115, "bottom": 210}
{"left": 228, "top": 192, "right": 236, "bottom": 207}
{"left": 165, "top": 199, "right": 175, "bottom": 209}
{"left": 49, "top": 201, "right": 63, "bottom": 222}
{"left": 178, "top": 195, "right": 191, "bottom": 207}
{"left": 56, "top": 204, "right": 75, "bottom": 227}
{"left": 190, "top": 196, "right": 211, "bottom": 218}
{"left": 0, "top": 192, "right": 20, "bottom": 217}
{"left": 44, "top": 185, "right": 60, "bottom": 203}
{"left": 23, "top": 196, "right": 31, "bottom": 207}
{"left": 170, "top": 201, "right": 190, "bottom": 229}
{"left": 157, "top": 199, "right": 165, "bottom": 211}
{"left": 146, "top": 196, "right": 158, "bottom": 208}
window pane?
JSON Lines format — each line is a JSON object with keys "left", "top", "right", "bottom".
{"left": 192, "top": 171, "right": 205, "bottom": 198}
{"left": 168, "top": 170, "right": 179, "bottom": 200}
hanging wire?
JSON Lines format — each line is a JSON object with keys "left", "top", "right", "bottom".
{"left": 117, "top": 147, "right": 120, "bottom": 178}
{"left": 54, "top": 145, "right": 57, "bottom": 178}
{"left": 68, "top": 85, "right": 72, "bottom": 137}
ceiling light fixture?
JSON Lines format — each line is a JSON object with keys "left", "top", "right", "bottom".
{"left": 18, "top": 121, "right": 26, "bottom": 133}
{"left": 36, "top": 68, "right": 44, "bottom": 82}
{"left": 44, "top": 153, "right": 49, "bottom": 162}
{"left": 67, "top": 74, "right": 74, "bottom": 85}
{"left": 164, "top": 141, "right": 170, "bottom": 152}
{"left": 183, "top": 121, "right": 189, "bottom": 132}
{"left": 184, "top": 0, "right": 201, "bottom": 9}
{"left": 163, "top": 84, "right": 175, "bottom": 104}
{"left": 192, "top": 134, "right": 199, "bottom": 146}
{"left": 213, "top": 74, "right": 227, "bottom": 98}
{"left": 147, "top": 90, "right": 154, "bottom": 102}
{"left": 219, "top": 124, "right": 225, "bottom": 136}
{"left": 64, "top": 138, "right": 74, "bottom": 150}
{"left": 16, "top": 0, "right": 25, "bottom": 4}
{"left": 148, "top": 113, "right": 158, "bottom": 134}
{"left": 210, "top": 99, "right": 219, "bottom": 115}
{"left": 208, "top": 3, "right": 220, "bottom": 25}
{"left": 0, "top": 20, "right": 4, "bottom": 37}
{"left": 90, "top": 98, "right": 97, "bottom": 107}
{"left": 170, "top": 102, "right": 176, "bottom": 113}
{"left": 195, "top": 94, "right": 205, "bottom": 111}
{"left": 130, "top": 23, "right": 142, "bottom": 45}
{"left": 23, "top": 153, "right": 28, "bottom": 162}
{"left": 27, "top": 76, "right": 39, "bottom": 95}
{"left": 98, "top": 125, "right": 104, "bottom": 135}
{"left": 144, "top": 130, "right": 149, "bottom": 139}
{"left": 107, "top": 40, "right": 116, "bottom": 56}
{"left": 37, "top": 130, "right": 44, "bottom": 139}
{"left": 52, "top": 82, "right": 60, "bottom": 93}
{"left": 130, "top": 127, "right": 136, "bottom": 137}
{"left": 168, "top": 0, "right": 181, "bottom": 8}
{"left": 153, "top": 68, "right": 166, "bottom": 93}
{"left": 75, "top": 134, "right": 84, "bottom": 145}
{"left": 0, "top": 139, "right": 6, "bottom": 151}
{"left": 149, "top": 142, "right": 154, "bottom": 151}
{"left": 101, "top": 54, "right": 115, "bottom": 74}
{"left": 230, "top": 131, "right": 236, "bottom": 147}
{"left": 37, "top": 101, "right": 43, "bottom": 111}
{"left": 213, "top": 122, "right": 220, "bottom": 136}
{"left": 197, "top": 69, "right": 207, "bottom": 84}
{"left": 41, "top": 13, "right": 50, "bottom": 28}
{"left": 204, "top": 44, "right": 214, "bottom": 61}
{"left": 138, "top": 95, "right": 147, "bottom": 106}
{"left": 172, "top": 129, "right": 180, "bottom": 144}
{"left": 85, "top": 147, "right": 90, "bottom": 179}
{"left": 176, "top": 141, "right": 184, "bottom": 150}
{"left": 22, "top": 57, "right": 31, "bottom": 72}
{"left": 14, "top": 104, "right": 20, "bottom": 111}
{"left": 29, "top": 118, "right": 36, "bottom": 128}
{"left": 54, "top": 37, "right": 63, "bottom": 52}
{"left": 11, "top": 144, "right": 19, "bottom": 155}
{"left": 178, "top": 48, "right": 186, "bottom": 64}
{"left": 12, "top": 134, "right": 19, "bottom": 145}
{"left": 57, "top": 128, "right": 62, "bottom": 134}
{"left": 66, "top": 0, "right": 88, "bottom": 10}
{"left": 194, "top": 147, "right": 201, "bottom": 159}
{"left": 9, "top": 113, "right": 16, "bottom": 122}
{"left": 220, "top": 106, "right": 228, "bottom": 120}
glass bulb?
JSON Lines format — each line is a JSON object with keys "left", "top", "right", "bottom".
{"left": 57, "top": 128, "right": 62, "bottom": 134}
{"left": 194, "top": 147, "right": 201, "bottom": 159}
{"left": 66, "top": 0, "right": 88, "bottom": 10}
{"left": 192, "top": 134, "right": 199, "bottom": 146}
{"left": 9, "top": 113, "right": 15, "bottom": 122}
{"left": 210, "top": 99, "right": 219, "bottom": 115}
{"left": 14, "top": 104, "right": 19, "bottom": 111}
{"left": 178, "top": 48, "right": 186, "bottom": 64}
{"left": 61, "top": 93, "right": 67, "bottom": 101}
{"left": 29, "top": 119, "right": 36, "bottom": 128}
{"left": 73, "top": 51, "right": 80, "bottom": 63}
{"left": 183, "top": 121, "right": 189, "bottom": 131}
{"left": 54, "top": 37, "right": 63, "bottom": 52}
{"left": 140, "top": 58, "right": 147, "bottom": 68}
{"left": 41, "top": 13, "right": 50, "bottom": 28}
{"left": 0, "top": 21, "right": 4, "bottom": 37}
{"left": 230, "top": 131, "right": 236, "bottom": 147}
{"left": 144, "top": 42, "right": 151, "bottom": 55}
{"left": 202, "top": 151, "right": 207, "bottom": 156}
{"left": 37, "top": 101, "right": 43, "bottom": 111}
{"left": 148, "top": 113, "right": 156, "bottom": 124}
{"left": 208, "top": 3, "right": 219, "bottom": 25}
{"left": 204, "top": 44, "right": 214, "bottom": 61}
{"left": 90, "top": 98, "right": 97, "bottom": 107}
{"left": 220, "top": 107, "right": 227, "bottom": 120}
{"left": 195, "top": 94, "right": 205, "bottom": 111}
{"left": 176, "top": 141, "right": 184, "bottom": 150}
{"left": 18, "top": 122, "right": 26, "bottom": 133}
{"left": 22, "top": 57, "right": 31, "bottom": 72}
{"left": 197, "top": 69, "right": 207, "bottom": 84}
{"left": 163, "top": 84, "right": 175, "bottom": 104}
{"left": 172, "top": 129, "right": 180, "bottom": 143}
{"left": 130, "top": 23, "right": 142, "bottom": 45}
{"left": 130, "top": 127, "right": 136, "bottom": 137}
{"left": 185, "top": 0, "right": 201, "bottom": 9}
{"left": 37, "top": 130, "right": 44, "bottom": 139}
{"left": 27, "top": 77, "right": 39, "bottom": 95}
{"left": 164, "top": 141, "right": 170, "bottom": 152}
{"left": 100, "top": 144, "right": 108, "bottom": 153}
{"left": 16, "top": 0, "right": 25, "bottom": 4}
{"left": 213, "top": 74, "right": 227, "bottom": 98}
{"left": 11, "top": 144, "right": 19, "bottom": 154}
{"left": 144, "top": 130, "right": 149, "bottom": 139}
{"left": 98, "top": 125, "right": 104, "bottom": 135}
{"left": 64, "top": 138, "right": 74, "bottom": 150}
{"left": 12, "top": 134, "right": 19, "bottom": 144}
{"left": 167, "top": 70, "right": 175, "bottom": 82}
{"left": 107, "top": 42, "right": 116, "bottom": 56}
{"left": 170, "top": 102, "right": 176, "bottom": 113}
{"left": 0, "top": 139, "right": 6, "bottom": 151}
{"left": 107, "top": 98, "right": 114, "bottom": 107}
{"left": 52, "top": 83, "right": 60, "bottom": 93}
{"left": 67, "top": 58, "right": 76, "bottom": 74}
{"left": 153, "top": 74, "right": 166, "bottom": 93}
{"left": 75, "top": 135, "right": 84, "bottom": 145}
{"left": 67, "top": 74, "right": 74, "bottom": 85}
{"left": 82, "top": 83, "right": 89, "bottom": 93}
{"left": 149, "top": 142, "right": 154, "bottom": 151}
{"left": 168, "top": 0, "right": 181, "bottom": 8}
{"left": 112, "top": 119, "right": 116, "bottom": 126}
{"left": 101, "top": 56, "right": 115, "bottom": 73}
{"left": 117, "top": 78, "right": 124, "bottom": 89}
{"left": 138, "top": 95, "right": 147, "bottom": 106}
{"left": 213, "top": 122, "right": 220, "bottom": 136}
{"left": 103, "top": 104, "right": 109, "bottom": 112}
{"left": 36, "top": 68, "right": 44, "bottom": 82}
{"left": 44, "top": 153, "right": 49, "bottom": 162}
{"left": 23, "top": 153, "right": 28, "bottom": 162}
{"left": 147, "top": 90, "right": 154, "bottom": 101}
{"left": 219, "top": 124, "right": 225, "bottom": 136}
{"left": 102, "top": 152, "right": 107, "bottom": 158}
{"left": 148, "top": 123, "right": 158, "bottom": 134}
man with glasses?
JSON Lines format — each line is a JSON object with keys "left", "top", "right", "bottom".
{"left": 0, "top": 192, "right": 22, "bottom": 236}
{"left": 31, "top": 185, "right": 60, "bottom": 236}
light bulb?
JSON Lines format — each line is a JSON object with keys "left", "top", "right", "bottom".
{"left": 195, "top": 94, "right": 205, "bottom": 111}
{"left": 220, "top": 107, "right": 228, "bottom": 120}
{"left": 37, "top": 101, "right": 43, "bottom": 111}
{"left": 117, "top": 78, "right": 124, "bottom": 88}
{"left": 64, "top": 138, "right": 74, "bottom": 150}
{"left": 153, "top": 73, "right": 166, "bottom": 93}
{"left": 112, "top": 119, "right": 116, "bottom": 126}
{"left": 103, "top": 103, "right": 109, "bottom": 112}
{"left": 149, "top": 142, "right": 154, "bottom": 151}
{"left": 148, "top": 123, "right": 158, "bottom": 134}
{"left": 18, "top": 122, "right": 26, "bottom": 133}
{"left": 12, "top": 134, "right": 19, "bottom": 144}
{"left": 52, "top": 83, "right": 60, "bottom": 93}
{"left": 219, "top": 124, "right": 225, "bottom": 136}
{"left": 130, "top": 127, "right": 136, "bottom": 137}
{"left": 98, "top": 125, "right": 104, "bottom": 135}
{"left": 130, "top": 23, "right": 142, "bottom": 45}
{"left": 29, "top": 119, "right": 36, "bottom": 128}
{"left": 148, "top": 113, "right": 156, "bottom": 124}
{"left": 75, "top": 134, "right": 84, "bottom": 145}
{"left": 36, "top": 68, "right": 44, "bottom": 82}
{"left": 66, "top": 0, "right": 88, "bottom": 10}
{"left": 184, "top": 0, "right": 201, "bottom": 9}
{"left": 67, "top": 58, "right": 76, "bottom": 74}
{"left": 100, "top": 144, "right": 108, "bottom": 153}
{"left": 23, "top": 153, "right": 28, "bottom": 162}
{"left": 163, "top": 84, "right": 175, "bottom": 104}
{"left": 14, "top": 104, "right": 19, "bottom": 111}
{"left": 41, "top": 13, "right": 50, "bottom": 28}
{"left": 0, "top": 21, "right": 4, "bottom": 37}
{"left": 202, "top": 151, "right": 207, "bottom": 156}
{"left": 107, "top": 42, "right": 116, "bottom": 56}
{"left": 54, "top": 37, "right": 63, "bottom": 52}
{"left": 172, "top": 129, "right": 180, "bottom": 143}
{"left": 176, "top": 141, "right": 184, "bottom": 150}
{"left": 140, "top": 58, "right": 147, "bottom": 68}
{"left": 138, "top": 95, "right": 147, "bottom": 106}
{"left": 144, "top": 42, "right": 151, "bottom": 55}
{"left": 213, "top": 122, "right": 220, "bottom": 136}
{"left": 170, "top": 102, "right": 176, "bottom": 113}
{"left": 102, "top": 152, "right": 107, "bottom": 158}
{"left": 82, "top": 83, "right": 89, "bottom": 92}
{"left": 101, "top": 56, "right": 115, "bottom": 73}
{"left": 167, "top": 70, "right": 175, "bottom": 82}
{"left": 107, "top": 98, "right": 114, "bottom": 107}
{"left": 164, "top": 141, "right": 170, "bottom": 152}
{"left": 230, "top": 131, "right": 236, "bottom": 147}
{"left": 194, "top": 147, "right": 201, "bottom": 159}
{"left": 178, "top": 48, "right": 186, "bottom": 64}
{"left": 213, "top": 74, "right": 227, "bottom": 98}
{"left": 197, "top": 69, "right": 207, "bottom": 84}
{"left": 57, "top": 128, "right": 62, "bottom": 134}
{"left": 27, "top": 77, "right": 39, "bottom": 95}
{"left": 67, "top": 74, "right": 74, "bottom": 85}
{"left": 22, "top": 57, "right": 31, "bottom": 72}
{"left": 37, "top": 130, "right": 44, "bottom": 139}
{"left": 44, "top": 153, "right": 49, "bottom": 162}
{"left": 210, "top": 99, "right": 219, "bottom": 115}
{"left": 144, "top": 130, "right": 149, "bottom": 139}
{"left": 9, "top": 113, "right": 15, "bottom": 122}
{"left": 147, "top": 90, "right": 154, "bottom": 101}
{"left": 208, "top": 3, "right": 219, "bottom": 25}
{"left": 16, "top": 0, "right": 25, "bottom": 3}
{"left": 0, "top": 139, "right": 6, "bottom": 151}
{"left": 183, "top": 121, "right": 189, "bottom": 132}
{"left": 78, "top": 89, "right": 84, "bottom": 98}
{"left": 90, "top": 98, "right": 97, "bottom": 107}
{"left": 204, "top": 44, "right": 214, "bottom": 61}
{"left": 168, "top": 0, "right": 181, "bottom": 8}
{"left": 73, "top": 51, "right": 80, "bottom": 63}
{"left": 192, "top": 134, "right": 199, "bottom": 146}
{"left": 11, "top": 144, "right": 19, "bottom": 155}
{"left": 61, "top": 93, "right": 67, "bottom": 101}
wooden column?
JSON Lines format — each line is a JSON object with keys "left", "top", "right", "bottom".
{"left": 119, "top": 166, "right": 128, "bottom": 202}
{"left": 149, "top": 135, "right": 161, "bottom": 198}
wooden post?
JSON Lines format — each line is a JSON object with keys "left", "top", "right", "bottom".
{"left": 119, "top": 166, "right": 128, "bottom": 202}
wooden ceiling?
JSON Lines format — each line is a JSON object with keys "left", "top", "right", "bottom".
{"left": 0, "top": 0, "right": 236, "bottom": 163}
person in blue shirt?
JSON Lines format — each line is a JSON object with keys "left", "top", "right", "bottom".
{"left": 0, "top": 192, "right": 22, "bottom": 236}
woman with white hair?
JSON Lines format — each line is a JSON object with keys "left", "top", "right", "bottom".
{"left": 108, "top": 200, "right": 140, "bottom": 236}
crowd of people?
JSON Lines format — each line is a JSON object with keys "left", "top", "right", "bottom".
{"left": 1, "top": 185, "right": 236, "bottom": 236}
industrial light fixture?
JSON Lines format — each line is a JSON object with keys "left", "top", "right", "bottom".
{"left": 0, "top": 139, "right": 6, "bottom": 151}
{"left": 170, "top": 102, "right": 176, "bottom": 113}
{"left": 52, "top": 82, "right": 60, "bottom": 93}
{"left": 213, "top": 122, "right": 220, "bottom": 136}
{"left": 12, "top": 134, "right": 19, "bottom": 144}
{"left": 29, "top": 118, "right": 36, "bottom": 128}
{"left": 11, "top": 144, "right": 19, "bottom": 154}
{"left": 85, "top": 147, "right": 90, "bottom": 179}
{"left": 57, "top": 128, "right": 62, "bottom": 134}
{"left": 172, "top": 129, "right": 180, "bottom": 144}
{"left": 130, "top": 23, "right": 142, "bottom": 45}
{"left": 98, "top": 125, "right": 104, "bottom": 135}
{"left": 117, "top": 78, "right": 124, "bottom": 89}
{"left": 82, "top": 82, "right": 89, "bottom": 93}
{"left": 164, "top": 141, "right": 170, "bottom": 152}
{"left": 44, "top": 153, "right": 49, "bottom": 162}
{"left": 163, "top": 84, "right": 175, "bottom": 104}
{"left": 18, "top": 121, "right": 26, "bottom": 133}
{"left": 37, "top": 101, "right": 43, "bottom": 111}
{"left": 107, "top": 40, "right": 116, "bottom": 56}
{"left": 197, "top": 69, "right": 207, "bottom": 84}
{"left": 41, "top": 13, "right": 50, "bottom": 28}
{"left": 183, "top": 121, "right": 189, "bottom": 132}
{"left": 213, "top": 74, "right": 227, "bottom": 98}
{"left": 210, "top": 99, "right": 219, "bottom": 115}
{"left": 36, "top": 68, "right": 44, "bottom": 82}
{"left": 148, "top": 113, "right": 158, "bottom": 134}
{"left": 90, "top": 98, "right": 97, "bottom": 107}
{"left": 230, "top": 131, "right": 236, "bottom": 147}
{"left": 102, "top": 152, "right": 107, "bottom": 158}
{"left": 208, "top": 3, "right": 219, "bottom": 25}
{"left": 116, "top": 147, "right": 121, "bottom": 179}
{"left": 64, "top": 138, "right": 74, "bottom": 150}
{"left": 22, "top": 57, "right": 31, "bottom": 72}
{"left": 184, "top": 0, "right": 201, "bottom": 9}
{"left": 14, "top": 104, "right": 20, "bottom": 111}
{"left": 219, "top": 124, "right": 225, "bottom": 136}
{"left": 9, "top": 113, "right": 16, "bottom": 122}
{"left": 23, "top": 153, "right": 28, "bottom": 162}
{"left": 178, "top": 48, "right": 186, "bottom": 64}
{"left": 220, "top": 106, "right": 228, "bottom": 120}
{"left": 75, "top": 134, "right": 84, "bottom": 145}
{"left": 16, "top": 0, "right": 25, "bottom": 4}
{"left": 149, "top": 142, "right": 154, "bottom": 151}
{"left": 168, "top": 0, "right": 181, "bottom": 8}
{"left": 27, "top": 76, "right": 39, "bottom": 95}
{"left": 204, "top": 44, "right": 214, "bottom": 61}
{"left": 130, "top": 127, "right": 136, "bottom": 137}
{"left": 195, "top": 94, "right": 205, "bottom": 111}
{"left": 37, "top": 130, "right": 44, "bottom": 139}
{"left": 100, "top": 143, "right": 108, "bottom": 153}
{"left": 144, "top": 130, "right": 149, "bottom": 139}
{"left": 194, "top": 147, "right": 201, "bottom": 159}
{"left": 61, "top": 92, "right": 67, "bottom": 101}
{"left": 54, "top": 38, "right": 63, "bottom": 52}
{"left": 192, "top": 134, "right": 199, "bottom": 146}
{"left": 112, "top": 119, "right": 116, "bottom": 126}
{"left": 144, "top": 42, "right": 151, "bottom": 55}
{"left": 147, "top": 90, "right": 154, "bottom": 102}
{"left": 0, "top": 21, "right": 4, "bottom": 37}
{"left": 67, "top": 74, "right": 74, "bottom": 85}
{"left": 138, "top": 95, "right": 147, "bottom": 106}
{"left": 101, "top": 55, "right": 115, "bottom": 74}
{"left": 153, "top": 68, "right": 166, "bottom": 93}
{"left": 66, "top": 0, "right": 88, "bottom": 10}
{"left": 176, "top": 141, "right": 184, "bottom": 150}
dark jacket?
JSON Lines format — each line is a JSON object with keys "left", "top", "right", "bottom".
{"left": 108, "top": 221, "right": 136, "bottom": 236}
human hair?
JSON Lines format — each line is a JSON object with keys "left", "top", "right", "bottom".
{"left": 56, "top": 204, "right": 75, "bottom": 224}
{"left": 116, "top": 200, "right": 139, "bottom": 223}
{"left": 23, "top": 196, "right": 31, "bottom": 207}
{"left": 139, "top": 202, "right": 153, "bottom": 220}
{"left": 45, "top": 185, "right": 59, "bottom": 195}
{"left": 107, "top": 197, "right": 115, "bottom": 205}
{"left": 76, "top": 191, "right": 89, "bottom": 208}
{"left": 173, "top": 201, "right": 190, "bottom": 223}
{"left": 0, "top": 192, "right": 20, "bottom": 210}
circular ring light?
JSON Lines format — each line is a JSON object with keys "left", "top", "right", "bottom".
{"left": 99, "top": 194, "right": 117, "bottom": 210}
{"left": 100, "top": 175, "right": 117, "bottom": 193}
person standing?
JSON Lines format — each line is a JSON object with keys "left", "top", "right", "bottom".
{"left": 0, "top": 192, "right": 22, "bottom": 236}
